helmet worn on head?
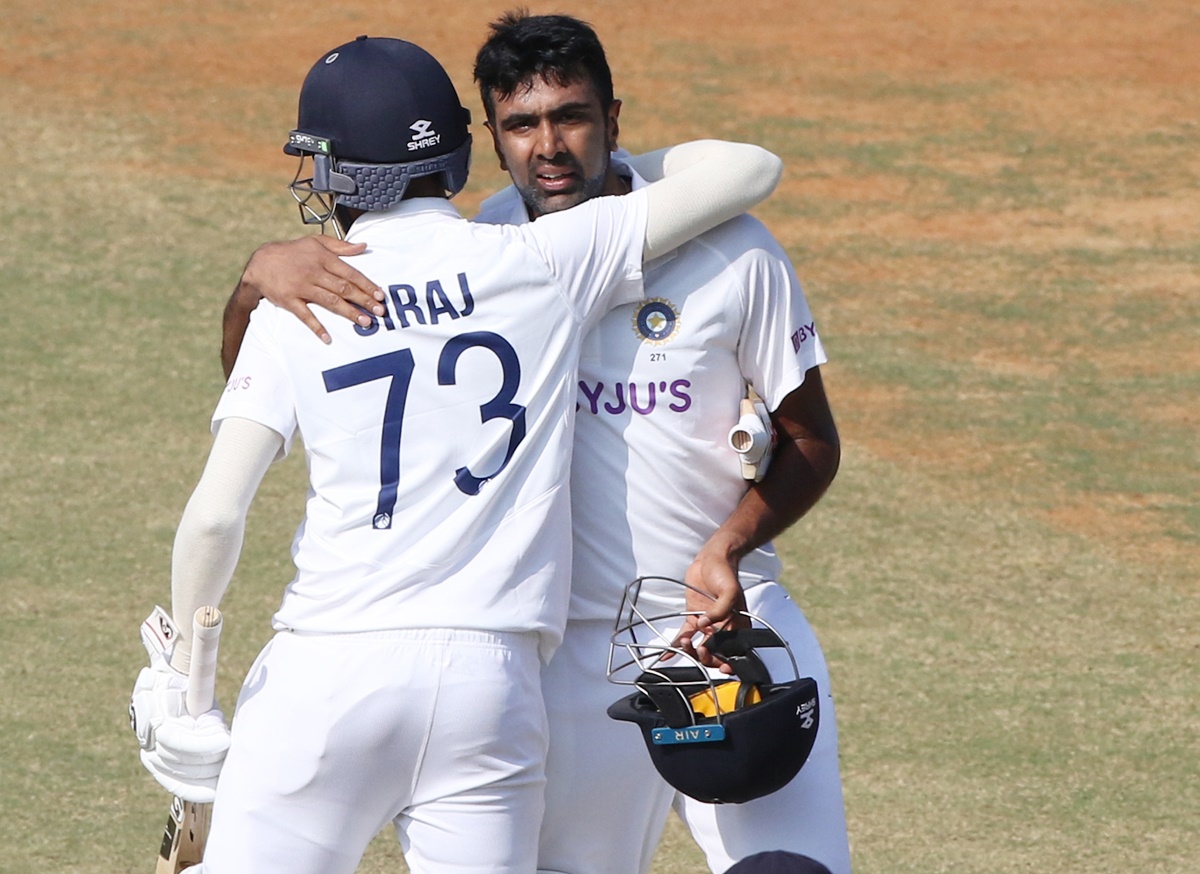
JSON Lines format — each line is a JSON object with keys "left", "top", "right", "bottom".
{"left": 285, "top": 35, "right": 472, "bottom": 229}
{"left": 606, "top": 576, "right": 820, "bottom": 804}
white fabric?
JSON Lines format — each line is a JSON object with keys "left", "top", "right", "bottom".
{"left": 477, "top": 165, "right": 827, "bottom": 623}
{"left": 130, "top": 612, "right": 231, "bottom": 803}
{"left": 536, "top": 619, "right": 675, "bottom": 874}
{"left": 196, "top": 628, "right": 546, "bottom": 874}
{"left": 213, "top": 195, "right": 647, "bottom": 662}
{"left": 635, "top": 140, "right": 782, "bottom": 260}
{"left": 478, "top": 161, "right": 847, "bottom": 874}
{"left": 170, "top": 417, "right": 282, "bottom": 669}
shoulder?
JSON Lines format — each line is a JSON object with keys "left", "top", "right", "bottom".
{"left": 659, "top": 215, "right": 793, "bottom": 290}
{"left": 474, "top": 186, "right": 527, "bottom": 226}
{"left": 524, "top": 190, "right": 648, "bottom": 246}
{"left": 694, "top": 213, "right": 786, "bottom": 260}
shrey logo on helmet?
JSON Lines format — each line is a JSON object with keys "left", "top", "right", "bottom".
{"left": 408, "top": 120, "right": 441, "bottom": 151}
{"left": 606, "top": 576, "right": 820, "bottom": 804}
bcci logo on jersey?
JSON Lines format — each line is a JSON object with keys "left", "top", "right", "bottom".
{"left": 631, "top": 298, "right": 680, "bottom": 345}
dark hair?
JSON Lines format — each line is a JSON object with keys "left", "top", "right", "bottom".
{"left": 473, "top": 10, "right": 614, "bottom": 121}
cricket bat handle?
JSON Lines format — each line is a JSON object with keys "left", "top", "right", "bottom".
{"left": 186, "top": 606, "right": 222, "bottom": 717}
{"left": 156, "top": 607, "right": 222, "bottom": 874}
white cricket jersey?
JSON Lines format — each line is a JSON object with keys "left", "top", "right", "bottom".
{"left": 214, "top": 195, "right": 647, "bottom": 659}
{"left": 476, "top": 165, "right": 826, "bottom": 621}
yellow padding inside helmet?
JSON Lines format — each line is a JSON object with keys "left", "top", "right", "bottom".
{"left": 689, "top": 680, "right": 762, "bottom": 718}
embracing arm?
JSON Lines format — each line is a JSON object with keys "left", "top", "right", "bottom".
{"left": 632, "top": 140, "right": 783, "bottom": 261}
{"left": 683, "top": 369, "right": 840, "bottom": 647}
{"left": 221, "top": 237, "right": 384, "bottom": 378}
{"left": 168, "top": 417, "right": 283, "bottom": 671}
{"left": 220, "top": 141, "right": 780, "bottom": 372}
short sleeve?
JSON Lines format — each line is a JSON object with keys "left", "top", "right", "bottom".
{"left": 736, "top": 235, "right": 828, "bottom": 411}
{"left": 520, "top": 189, "right": 648, "bottom": 326}
{"left": 212, "top": 304, "right": 297, "bottom": 457}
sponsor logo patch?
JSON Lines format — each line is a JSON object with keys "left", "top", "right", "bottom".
{"left": 652, "top": 724, "right": 726, "bottom": 745}
{"left": 791, "top": 321, "right": 817, "bottom": 353}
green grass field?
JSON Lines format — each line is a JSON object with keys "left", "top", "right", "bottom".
{"left": 2, "top": 2, "right": 1197, "bottom": 872}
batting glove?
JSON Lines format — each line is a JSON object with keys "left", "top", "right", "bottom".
{"left": 129, "top": 607, "right": 230, "bottom": 803}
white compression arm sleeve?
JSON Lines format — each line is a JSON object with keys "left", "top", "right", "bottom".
{"left": 634, "top": 140, "right": 783, "bottom": 261}
{"left": 169, "top": 417, "right": 282, "bottom": 672}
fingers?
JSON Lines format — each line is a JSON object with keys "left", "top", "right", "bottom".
{"left": 246, "top": 237, "right": 387, "bottom": 343}
{"left": 155, "top": 713, "right": 231, "bottom": 760}
{"left": 287, "top": 243, "right": 385, "bottom": 342}
{"left": 311, "top": 236, "right": 367, "bottom": 256}
{"left": 672, "top": 622, "right": 739, "bottom": 673}
{"left": 286, "top": 300, "right": 336, "bottom": 345}
{"left": 311, "top": 236, "right": 386, "bottom": 310}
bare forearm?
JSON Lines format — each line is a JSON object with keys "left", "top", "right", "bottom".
{"left": 680, "top": 425, "right": 836, "bottom": 657}
{"left": 705, "top": 428, "right": 839, "bottom": 564}
{"left": 220, "top": 237, "right": 381, "bottom": 378}
{"left": 221, "top": 278, "right": 261, "bottom": 378}
{"left": 684, "top": 370, "right": 839, "bottom": 629}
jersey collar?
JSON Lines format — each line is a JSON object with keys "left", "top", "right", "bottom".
{"left": 347, "top": 197, "right": 463, "bottom": 237}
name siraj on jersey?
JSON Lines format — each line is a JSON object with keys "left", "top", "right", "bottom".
{"left": 355, "top": 272, "right": 476, "bottom": 336}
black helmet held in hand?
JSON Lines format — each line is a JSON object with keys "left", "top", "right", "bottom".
{"left": 607, "top": 577, "right": 820, "bottom": 804}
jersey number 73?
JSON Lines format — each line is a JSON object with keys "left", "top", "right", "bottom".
{"left": 322, "top": 331, "right": 527, "bottom": 529}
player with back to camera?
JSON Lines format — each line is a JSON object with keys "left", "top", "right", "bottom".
{"left": 220, "top": 12, "right": 851, "bottom": 874}
{"left": 127, "top": 32, "right": 785, "bottom": 874}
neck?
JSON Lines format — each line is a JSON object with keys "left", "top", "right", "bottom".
{"left": 602, "top": 167, "right": 631, "bottom": 197}
{"left": 405, "top": 177, "right": 447, "bottom": 199}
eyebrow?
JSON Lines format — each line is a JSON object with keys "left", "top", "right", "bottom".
{"left": 498, "top": 101, "right": 597, "bottom": 129}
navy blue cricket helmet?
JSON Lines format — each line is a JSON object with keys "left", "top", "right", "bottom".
{"left": 285, "top": 35, "right": 472, "bottom": 223}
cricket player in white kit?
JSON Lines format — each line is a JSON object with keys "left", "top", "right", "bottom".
{"left": 475, "top": 179, "right": 850, "bottom": 874}
{"left": 470, "top": 20, "right": 850, "bottom": 873}
{"left": 128, "top": 34, "right": 784, "bottom": 874}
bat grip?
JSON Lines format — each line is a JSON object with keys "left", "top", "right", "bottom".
{"left": 728, "top": 399, "right": 771, "bottom": 462}
{"left": 185, "top": 606, "right": 222, "bottom": 718}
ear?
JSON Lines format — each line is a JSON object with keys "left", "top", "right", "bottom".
{"left": 484, "top": 120, "right": 509, "bottom": 172}
{"left": 606, "top": 99, "right": 623, "bottom": 153}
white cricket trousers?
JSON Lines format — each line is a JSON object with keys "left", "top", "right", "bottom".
{"left": 537, "top": 582, "right": 851, "bottom": 874}
{"left": 197, "top": 627, "right": 548, "bottom": 874}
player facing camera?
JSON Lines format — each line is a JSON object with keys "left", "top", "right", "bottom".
{"left": 284, "top": 35, "right": 473, "bottom": 238}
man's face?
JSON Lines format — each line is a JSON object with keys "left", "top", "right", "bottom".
{"left": 486, "top": 75, "right": 622, "bottom": 217}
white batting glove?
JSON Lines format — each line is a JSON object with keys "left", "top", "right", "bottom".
{"left": 129, "top": 607, "right": 230, "bottom": 803}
